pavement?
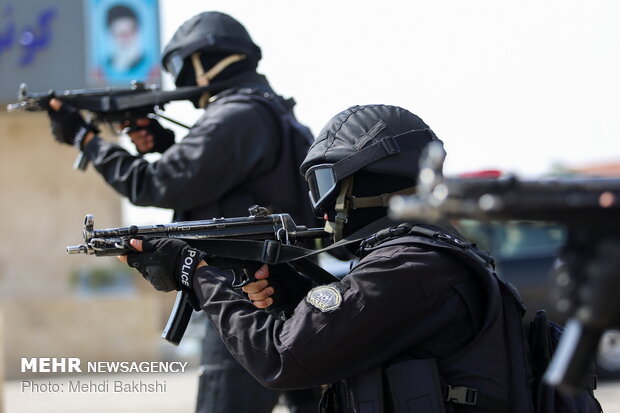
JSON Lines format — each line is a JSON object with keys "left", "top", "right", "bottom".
{"left": 4, "top": 372, "right": 620, "bottom": 412}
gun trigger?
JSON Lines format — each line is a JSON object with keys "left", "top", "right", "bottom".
{"left": 231, "top": 268, "right": 252, "bottom": 288}
{"left": 122, "top": 237, "right": 137, "bottom": 252}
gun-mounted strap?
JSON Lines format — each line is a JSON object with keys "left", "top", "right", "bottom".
{"left": 188, "top": 217, "right": 490, "bottom": 285}
{"left": 183, "top": 216, "right": 500, "bottom": 290}
{"left": 190, "top": 216, "right": 395, "bottom": 267}
{"left": 243, "top": 216, "right": 472, "bottom": 265}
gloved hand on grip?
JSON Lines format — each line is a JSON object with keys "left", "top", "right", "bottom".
{"left": 242, "top": 264, "right": 315, "bottom": 314}
{"left": 122, "top": 117, "right": 175, "bottom": 154}
{"left": 121, "top": 237, "right": 207, "bottom": 296}
{"left": 47, "top": 99, "right": 99, "bottom": 148}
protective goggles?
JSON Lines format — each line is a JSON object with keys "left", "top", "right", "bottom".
{"left": 304, "top": 128, "right": 435, "bottom": 217}
{"left": 305, "top": 164, "right": 340, "bottom": 216}
{"left": 163, "top": 52, "right": 186, "bottom": 83}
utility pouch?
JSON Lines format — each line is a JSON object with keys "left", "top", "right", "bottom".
{"left": 348, "top": 366, "right": 385, "bottom": 413}
{"left": 386, "top": 358, "right": 447, "bottom": 413}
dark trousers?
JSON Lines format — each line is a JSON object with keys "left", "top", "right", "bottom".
{"left": 195, "top": 320, "right": 321, "bottom": 413}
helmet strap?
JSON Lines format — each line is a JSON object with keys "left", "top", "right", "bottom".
{"left": 324, "top": 176, "right": 355, "bottom": 242}
{"left": 349, "top": 185, "right": 417, "bottom": 209}
{"left": 191, "top": 52, "right": 247, "bottom": 108}
{"left": 325, "top": 181, "right": 418, "bottom": 240}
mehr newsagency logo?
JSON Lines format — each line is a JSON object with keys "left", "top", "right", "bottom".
{"left": 20, "top": 357, "right": 188, "bottom": 394}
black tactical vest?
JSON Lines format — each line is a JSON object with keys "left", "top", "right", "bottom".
{"left": 324, "top": 224, "right": 535, "bottom": 413}
{"left": 211, "top": 89, "right": 320, "bottom": 227}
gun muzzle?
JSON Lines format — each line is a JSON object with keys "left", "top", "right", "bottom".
{"left": 66, "top": 245, "right": 89, "bottom": 255}
{"left": 6, "top": 102, "right": 21, "bottom": 112}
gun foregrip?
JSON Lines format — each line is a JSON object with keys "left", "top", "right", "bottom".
{"left": 161, "top": 291, "right": 194, "bottom": 346}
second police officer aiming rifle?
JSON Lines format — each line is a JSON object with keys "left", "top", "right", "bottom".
{"left": 66, "top": 205, "right": 334, "bottom": 346}
{"left": 6, "top": 81, "right": 204, "bottom": 169}
{"left": 390, "top": 142, "right": 620, "bottom": 395}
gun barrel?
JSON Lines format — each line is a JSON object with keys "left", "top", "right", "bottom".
{"left": 6, "top": 102, "right": 22, "bottom": 112}
{"left": 6, "top": 100, "right": 41, "bottom": 112}
{"left": 7, "top": 83, "right": 207, "bottom": 116}
{"left": 66, "top": 245, "right": 88, "bottom": 255}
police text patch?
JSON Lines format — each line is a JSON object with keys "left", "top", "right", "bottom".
{"left": 306, "top": 285, "right": 342, "bottom": 312}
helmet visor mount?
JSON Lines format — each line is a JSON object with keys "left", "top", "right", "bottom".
{"left": 306, "top": 164, "right": 339, "bottom": 217}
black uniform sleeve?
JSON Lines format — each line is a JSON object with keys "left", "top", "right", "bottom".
{"left": 194, "top": 245, "right": 478, "bottom": 389}
{"left": 82, "top": 100, "right": 279, "bottom": 210}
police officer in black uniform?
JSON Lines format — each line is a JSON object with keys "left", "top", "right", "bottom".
{"left": 120, "top": 104, "right": 535, "bottom": 412}
{"left": 47, "top": 11, "right": 320, "bottom": 413}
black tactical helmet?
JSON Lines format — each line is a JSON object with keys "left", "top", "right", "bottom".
{"left": 300, "top": 104, "right": 441, "bottom": 217}
{"left": 161, "top": 12, "right": 262, "bottom": 86}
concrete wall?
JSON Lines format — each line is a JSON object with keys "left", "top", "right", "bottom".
{"left": 0, "top": 110, "right": 169, "bottom": 379}
{"left": 0, "top": 296, "right": 162, "bottom": 380}
{"left": 0, "top": 110, "right": 122, "bottom": 299}
{"left": 0, "top": 312, "right": 3, "bottom": 413}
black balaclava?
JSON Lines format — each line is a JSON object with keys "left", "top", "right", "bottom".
{"left": 175, "top": 51, "right": 257, "bottom": 90}
{"left": 324, "top": 171, "right": 417, "bottom": 238}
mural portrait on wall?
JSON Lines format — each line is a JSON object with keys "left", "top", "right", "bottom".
{"left": 87, "top": 0, "right": 161, "bottom": 86}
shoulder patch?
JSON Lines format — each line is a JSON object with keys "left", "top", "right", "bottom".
{"left": 306, "top": 285, "right": 342, "bottom": 312}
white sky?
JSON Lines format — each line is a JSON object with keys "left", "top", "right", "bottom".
{"left": 126, "top": 0, "right": 620, "bottom": 222}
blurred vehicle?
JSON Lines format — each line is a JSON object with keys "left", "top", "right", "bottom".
{"left": 457, "top": 220, "right": 620, "bottom": 380}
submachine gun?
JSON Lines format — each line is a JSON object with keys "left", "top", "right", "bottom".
{"left": 66, "top": 206, "right": 333, "bottom": 346}
{"left": 390, "top": 142, "right": 620, "bottom": 394}
{"left": 6, "top": 82, "right": 206, "bottom": 170}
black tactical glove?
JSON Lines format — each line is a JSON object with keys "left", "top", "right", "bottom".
{"left": 126, "top": 237, "right": 206, "bottom": 294}
{"left": 48, "top": 104, "right": 98, "bottom": 148}
{"left": 124, "top": 118, "right": 175, "bottom": 154}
